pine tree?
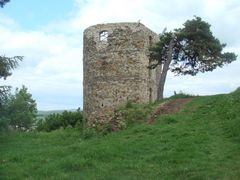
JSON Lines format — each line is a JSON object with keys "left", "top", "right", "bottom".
{"left": 149, "top": 16, "right": 237, "bottom": 100}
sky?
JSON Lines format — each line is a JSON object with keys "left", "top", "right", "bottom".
{"left": 0, "top": 0, "right": 239, "bottom": 110}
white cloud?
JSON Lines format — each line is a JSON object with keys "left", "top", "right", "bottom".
{"left": 0, "top": 14, "right": 83, "bottom": 110}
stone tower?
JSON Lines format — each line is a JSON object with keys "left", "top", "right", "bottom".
{"left": 83, "top": 22, "right": 160, "bottom": 125}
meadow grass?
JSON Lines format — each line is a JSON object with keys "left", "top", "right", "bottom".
{"left": 1, "top": 89, "right": 240, "bottom": 179}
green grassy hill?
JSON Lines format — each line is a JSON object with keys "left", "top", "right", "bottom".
{"left": 1, "top": 89, "right": 240, "bottom": 179}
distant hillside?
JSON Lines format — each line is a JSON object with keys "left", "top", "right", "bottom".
{"left": 1, "top": 88, "right": 240, "bottom": 179}
{"left": 37, "top": 109, "right": 76, "bottom": 119}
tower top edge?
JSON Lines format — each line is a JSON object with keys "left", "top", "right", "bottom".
{"left": 84, "top": 22, "right": 158, "bottom": 35}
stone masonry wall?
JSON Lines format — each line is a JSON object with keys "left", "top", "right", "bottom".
{"left": 83, "top": 22, "right": 160, "bottom": 126}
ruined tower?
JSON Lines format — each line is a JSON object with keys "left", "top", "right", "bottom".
{"left": 83, "top": 22, "right": 160, "bottom": 125}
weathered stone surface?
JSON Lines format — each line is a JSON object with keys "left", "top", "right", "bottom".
{"left": 83, "top": 22, "right": 161, "bottom": 126}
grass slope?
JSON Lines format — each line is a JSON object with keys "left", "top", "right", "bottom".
{"left": 1, "top": 89, "right": 240, "bottom": 179}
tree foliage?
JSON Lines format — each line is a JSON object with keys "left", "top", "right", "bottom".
{"left": 0, "top": 55, "right": 24, "bottom": 130}
{"left": 149, "top": 16, "right": 237, "bottom": 100}
{"left": 0, "top": 85, "right": 37, "bottom": 130}
{"left": 0, "top": 92, "right": 10, "bottom": 130}
{"left": 0, "top": 0, "right": 19, "bottom": 101}
{"left": 0, "top": 0, "right": 10, "bottom": 7}
{"left": 0, "top": 56, "right": 23, "bottom": 80}
{"left": 0, "top": 56, "right": 23, "bottom": 104}
{"left": 37, "top": 108, "right": 83, "bottom": 132}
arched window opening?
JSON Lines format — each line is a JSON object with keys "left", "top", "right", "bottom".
{"left": 99, "top": 30, "right": 108, "bottom": 42}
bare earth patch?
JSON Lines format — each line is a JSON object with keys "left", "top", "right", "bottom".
{"left": 147, "top": 98, "right": 193, "bottom": 124}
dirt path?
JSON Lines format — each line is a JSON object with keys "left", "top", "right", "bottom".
{"left": 147, "top": 98, "right": 193, "bottom": 124}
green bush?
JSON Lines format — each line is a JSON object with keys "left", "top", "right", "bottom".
{"left": 0, "top": 117, "right": 9, "bottom": 131}
{"left": 81, "top": 127, "right": 97, "bottom": 139}
{"left": 36, "top": 108, "right": 83, "bottom": 132}
{"left": 170, "top": 90, "right": 195, "bottom": 99}
{"left": 119, "top": 102, "right": 158, "bottom": 127}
